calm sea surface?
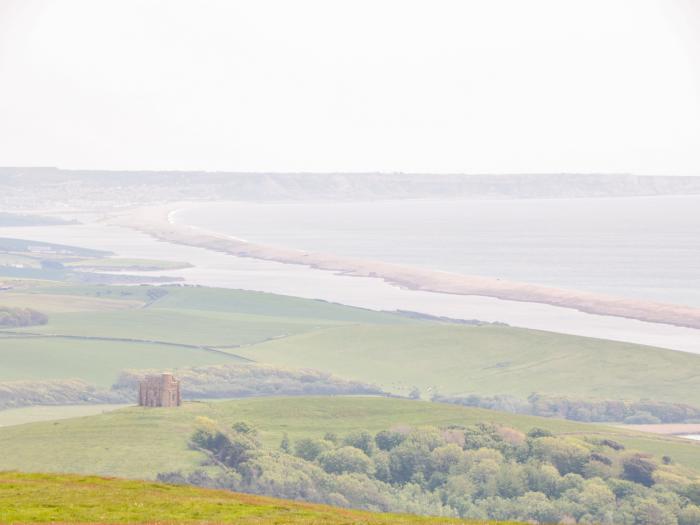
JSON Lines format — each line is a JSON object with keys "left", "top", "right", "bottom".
{"left": 176, "top": 196, "right": 700, "bottom": 307}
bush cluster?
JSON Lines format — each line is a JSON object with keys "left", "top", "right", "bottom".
{"left": 0, "top": 307, "right": 48, "bottom": 327}
{"left": 159, "top": 421, "right": 700, "bottom": 525}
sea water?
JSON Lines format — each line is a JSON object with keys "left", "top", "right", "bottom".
{"left": 175, "top": 195, "right": 700, "bottom": 307}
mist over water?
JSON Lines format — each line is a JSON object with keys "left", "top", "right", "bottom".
{"left": 175, "top": 195, "right": 700, "bottom": 308}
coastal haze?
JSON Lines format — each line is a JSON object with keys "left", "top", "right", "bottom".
{"left": 1, "top": 169, "right": 699, "bottom": 352}
{"left": 3, "top": 1, "right": 700, "bottom": 523}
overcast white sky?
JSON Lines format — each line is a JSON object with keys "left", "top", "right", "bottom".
{"left": 0, "top": 0, "right": 699, "bottom": 174}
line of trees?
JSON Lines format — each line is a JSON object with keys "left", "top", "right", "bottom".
{"left": 113, "top": 364, "right": 384, "bottom": 399}
{"left": 433, "top": 393, "right": 700, "bottom": 424}
{"left": 0, "top": 364, "right": 383, "bottom": 411}
{"left": 0, "top": 379, "right": 126, "bottom": 410}
{"left": 159, "top": 420, "right": 700, "bottom": 525}
{"left": 0, "top": 307, "right": 48, "bottom": 327}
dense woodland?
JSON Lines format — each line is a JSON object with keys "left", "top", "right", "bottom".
{"left": 159, "top": 420, "right": 700, "bottom": 525}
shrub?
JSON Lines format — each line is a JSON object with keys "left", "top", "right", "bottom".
{"left": 294, "top": 438, "right": 333, "bottom": 462}
{"left": 0, "top": 307, "right": 48, "bottom": 327}
{"left": 342, "top": 431, "right": 374, "bottom": 455}
{"left": 530, "top": 437, "right": 590, "bottom": 475}
{"left": 318, "top": 447, "right": 374, "bottom": 475}
{"left": 621, "top": 454, "right": 657, "bottom": 487}
{"left": 375, "top": 430, "right": 406, "bottom": 451}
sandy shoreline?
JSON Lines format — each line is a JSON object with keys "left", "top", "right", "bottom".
{"left": 111, "top": 203, "right": 700, "bottom": 331}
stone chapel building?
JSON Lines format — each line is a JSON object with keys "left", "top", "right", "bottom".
{"left": 138, "top": 372, "right": 181, "bottom": 407}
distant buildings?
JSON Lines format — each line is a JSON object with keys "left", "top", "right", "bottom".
{"left": 138, "top": 373, "right": 181, "bottom": 408}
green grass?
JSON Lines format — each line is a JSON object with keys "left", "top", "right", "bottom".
{"left": 27, "top": 284, "right": 411, "bottom": 324}
{"left": 0, "top": 404, "right": 128, "bottom": 428}
{"left": 0, "top": 471, "right": 510, "bottom": 524}
{"left": 0, "top": 397, "right": 697, "bottom": 479}
{"left": 0, "top": 336, "right": 239, "bottom": 386}
{"left": 0, "top": 291, "right": 142, "bottom": 312}
{"left": 236, "top": 324, "right": 700, "bottom": 404}
{"left": 0, "top": 284, "right": 410, "bottom": 386}
{"left": 18, "top": 308, "right": 344, "bottom": 347}
{"left": 3, "top": 282, "right": 700, "bottom": 407}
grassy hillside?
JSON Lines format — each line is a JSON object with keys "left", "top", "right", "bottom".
{"left": 0, "top": 283, "right": 409, "bottom": 386}
{"left": 0, "top": 404, "right": 126, "bottom": 428}
{"left": 2, "top": 281, "right": 700, "bottom": 406}
{"left": 29, "top": 283, "right": 410, "bottom": 324}
{"left": 0, "top": 397, "right": 698, "bottom": 479}
{"left": 17, "top": 308, "right": 343, "bottom": 347}
{"left": 236, "top": 324, "right": 700, "bottom": 404}
{"left": 0, "top": 336, "right": 237, "bottom": 386}
{"left": 0, "top": 471, "right": 513, "bottom": 524}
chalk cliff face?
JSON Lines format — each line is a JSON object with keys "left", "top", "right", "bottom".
{"left": 2, "top": 168, "right": 700, "bottom": 208}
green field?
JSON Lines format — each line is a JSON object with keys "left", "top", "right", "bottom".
{"left": 27, "top": 284, "right": 410, "bottom": 323}
{"left": 2, "top": 281, "right": 700, "bottom": 406}
{"left": 0, "top": 404, "right": 127, "bottom": 427}
{"left": 0, "top": 283, "right": 409, "bottom": 386}
{"left": 17, "top": 308, "right": 345, "bottom": 347}
{"left": 235, "top": 323, "right": 700, "bottom": 403}
{"left": 0, "top": 336, "right": 238, "bottom": 386}
{"left": 0, "top": 471, "right": 511, "bottom": 525}
{"left": 0, "top": 290, "right": 142, "bottom": 312}
{"left": 0, "top": 397, "right": 698, "bottom": 479}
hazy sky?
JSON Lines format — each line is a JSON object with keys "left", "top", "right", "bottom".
{"left": 1, "top": 0, "right": 699, "bottom": 174}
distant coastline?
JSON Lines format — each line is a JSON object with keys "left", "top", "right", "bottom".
{"left": 112, "top": 203, "right": 700, "bottom": 331}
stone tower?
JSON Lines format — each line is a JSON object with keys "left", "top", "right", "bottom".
{"left": 138, "top": 373, "right": 181, "bottom": 408}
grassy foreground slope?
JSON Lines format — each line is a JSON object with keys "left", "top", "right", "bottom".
{"left": 0, "top": 472, "right": 515, "bottom": 525}
{"left": 236, "top": 324, "right": 700, "bottom": 404}
{"left": 0, "top": 397, "right": 698, "bottom": 479}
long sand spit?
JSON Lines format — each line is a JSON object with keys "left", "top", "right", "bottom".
{"left": 112, "top": 204, "right": 700, "bottom": 330}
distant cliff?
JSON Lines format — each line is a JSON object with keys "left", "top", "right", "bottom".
{"left": 2, "top": 167, "right": 700, "bottom": 208}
